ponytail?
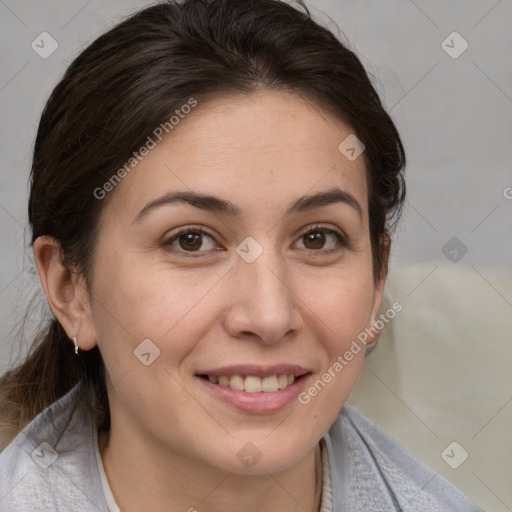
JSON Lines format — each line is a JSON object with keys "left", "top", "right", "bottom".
{"left": 0, "top": 319, "right": 109, "bottom": 449}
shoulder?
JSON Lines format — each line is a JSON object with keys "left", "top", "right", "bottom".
{"left": 0, "top": 383, "right": 107, "bottom": 512}
{"left": 324, "top": 403, "right": 483, "bottom": 512}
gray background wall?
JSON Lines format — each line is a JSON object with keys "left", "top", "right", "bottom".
{"left": 0, "top": 0, "right": 511, "bottom": 508}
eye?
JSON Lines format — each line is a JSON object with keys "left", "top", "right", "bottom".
{"left": 163, "top": 224, "right": 346, "bottom": 257}
{"left": 294, "top": 225, "right": 346, "bottom": 252}
{"left": 164, "top": 227, "right": 221, "bottom": 254}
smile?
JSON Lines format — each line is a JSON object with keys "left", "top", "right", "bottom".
{"left": 195, "top": 371, "right": 312, "bottom": 414}
{"left": 199, "top": 373, "right": 296, "bottom": 393}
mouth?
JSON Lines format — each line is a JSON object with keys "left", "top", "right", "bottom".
{"left": 196, "top": 372, "right": 307, "bottom": 393}
{"left": 194, "top": 365, "right": 312, "bottom": 413}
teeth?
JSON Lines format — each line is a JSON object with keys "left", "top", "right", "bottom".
{"left": 244, "top": 376, "right": 262, "bottom": 393}
{"left": 277, "top": 375, "right": 288, "bottom": 389}
{"left": 229, "top": 375, "right": 244, "bottom": 391}
{"left": 206, "top": 374, "right": 297, "bottom": 392}
{"left": 261, "top": 375, "right": 278, "bottom": 392}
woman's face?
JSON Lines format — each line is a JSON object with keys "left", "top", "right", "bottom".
{"left": 86, "top": 90, "right": 385, "bottom": 474}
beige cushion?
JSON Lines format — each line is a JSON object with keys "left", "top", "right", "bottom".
{"left": 349, "top": 262, "right": 512, "bottom": 512}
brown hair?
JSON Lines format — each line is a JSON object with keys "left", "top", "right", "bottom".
{"left": 0, "top": 0, "right": 405, "bottom": 448}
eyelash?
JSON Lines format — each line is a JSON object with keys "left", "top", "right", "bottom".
{"left": 162, "top": 224, "right": 348, "bottom": 258}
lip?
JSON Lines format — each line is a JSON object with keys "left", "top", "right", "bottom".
{"left": 194, "top": 364, "right": 311, "bottom": 378}
{"left": 195, "top": 371, "right": 313, "bottom": 414}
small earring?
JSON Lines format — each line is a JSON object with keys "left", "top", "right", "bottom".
{"left": 72, "top": 336, "right": 79, "bottom": 355}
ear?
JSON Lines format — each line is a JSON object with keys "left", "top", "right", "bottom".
{"left": 367, "top": 233, "right": 391, "bottom": 343}
{"left": 33, "top": 235, "right": 97, "bottom": 352}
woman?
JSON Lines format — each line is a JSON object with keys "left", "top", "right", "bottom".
{"left": 0, "top": 0, "right": 482, "bottom": 510}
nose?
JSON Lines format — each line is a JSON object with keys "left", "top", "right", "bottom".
{"left": 222, "top": 246, "right": 302, "bottom": 344}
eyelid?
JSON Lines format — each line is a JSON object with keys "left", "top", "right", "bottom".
{"left": 297, "top": 223, "right": 346, "bottom": 238}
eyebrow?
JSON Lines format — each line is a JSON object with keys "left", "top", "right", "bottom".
{"left": 132, "top": 187, "right": 363, "bottom": 224}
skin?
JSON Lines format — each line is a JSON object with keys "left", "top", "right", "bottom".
{"left": 34, "top": 90, "right": 387, "bottom": 512}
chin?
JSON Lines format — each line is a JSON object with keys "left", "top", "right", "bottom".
{"left": 198, "top": 433, "right": 315, "bottom": 476}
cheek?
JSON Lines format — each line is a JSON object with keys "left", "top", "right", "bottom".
{"left": 304, "top": 267, "right": 376, "bottom": 344}
{"left": 88, "top": 260, "right": 214, "bottom": 420}
{"left": 294, "top": 267, "right": 374, "bottom": 414}
{"left": 88, "top": 251, "right": 225, "bottom": 366}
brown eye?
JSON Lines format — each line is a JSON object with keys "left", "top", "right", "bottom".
{"left": 295, "top": 226, "right": 345, "bottom": 252}
{"left": 178, "top": 232, "right": 203, "bottom": 251}
{"left": 165, "top": 229, "right": 218, "bottom": 254}
{"left": 303, "top": 231, "right": 326, "bottom": 249}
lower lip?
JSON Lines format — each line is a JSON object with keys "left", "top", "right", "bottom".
{"left": 195, "top": 374, "right": 311, "bottom": 414}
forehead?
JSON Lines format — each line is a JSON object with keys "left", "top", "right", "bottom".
{"left": 105, "top": 90, "right": 368, "bottom": 221}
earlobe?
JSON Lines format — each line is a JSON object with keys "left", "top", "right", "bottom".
{"left": 33, "top": 235, "right": 97, "bottom": 351}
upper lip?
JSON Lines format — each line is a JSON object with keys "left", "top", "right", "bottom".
{"left": 195, "top": 364, "right": 311, "bottom": 378}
